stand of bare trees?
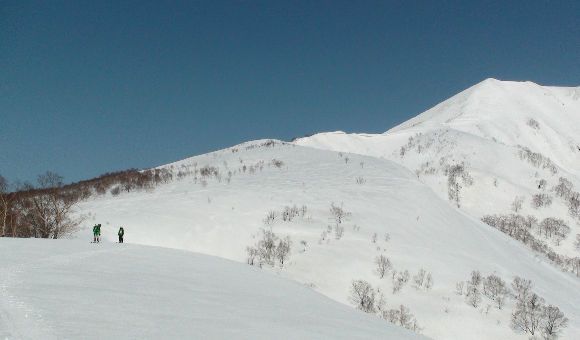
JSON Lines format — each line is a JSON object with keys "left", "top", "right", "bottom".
{"left": 0, "top": 172, "right": 85, "bottom": 238}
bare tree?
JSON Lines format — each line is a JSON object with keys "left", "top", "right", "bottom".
{"left": 349, "top": 280, "right": 376, "bottom": 313}
{"left": 20, "top": 172, "right": 84, "bottom": 238}
{"left": 552, "top": 177, "right": 573, "bottom": 199}
{"left": 541, "top": 305, "right": 568, "bottom": 340}
{"left": 256, "top": 228, "right": 279, "bottom": 266}
{"left": 574, "top": 234, "right": 580, "bottom": 252}
{"left": 245, "top": 246, "right": 258, "bottom": 265}
{"left": 511, "top": 293, "right": 545, "bottom": 336}
{"left": 483, "top": 274, "right": 509, "bottom": 309}
{"left": 465, "top": 270, "right": 482, "bottom": 307}
{"left": 0, "top": 174, "right": 14, "bottom": 237}
{"left": 276, "top": 236, "right": 292, "bottom": 267}
{"left": 412, "top": 269, "right": 426, "bottom": 289}
{"left": 512, "top": 276, "right": 534, "bottom": 303}
{"left": 374, "top": 255, "right": 392, "bottom": 278}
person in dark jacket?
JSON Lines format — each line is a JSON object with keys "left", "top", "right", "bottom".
{"left": 93, "top": 224, "right": 101, "bottom": 243}
{"left": 118, "top": 227, "right": 124, "bottom": 243}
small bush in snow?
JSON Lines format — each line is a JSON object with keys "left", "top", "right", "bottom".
{"left": 574, "top": 234, "right": 580, "bottom": 252}
{"left": 110, "top": 186, "right": 121, "bottom": 196}
{"left": 381, "top": 305, "right": 422, "bottom": 333}
{"left": 271, "top": 159, "right": 284, "bottom": 168}
{"left": 335, "top": 225, "right": 344, "bottom": 240}
{"left": 511, "top": 196, "right": 525, "bottom": 213}
{"left": 526, "top": 118, "right": 540, "bottom": 130}
{"left": 372, "top": 233, "right": 377, "bottom": 243}
{"left": 356, "top": 177, "right": 366, "bottom": 184}
{"left": 330, "top": 202, "right": 351, "bottom": 224}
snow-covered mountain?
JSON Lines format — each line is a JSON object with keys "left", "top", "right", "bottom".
{"left": 296, "top": 79, "right": 580, "bottom": 258}
{"left": 0, "top": 238, "right": 428, "bottom": 340}
{"left": 8, "top": 79, "right": 579, "bottom": 340}
{"left": 71, "top": 137, "right": 579, "bottom": 340}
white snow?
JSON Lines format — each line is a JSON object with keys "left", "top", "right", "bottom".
{"left": 0, "top": 238, "right": 428, "bottom": 340}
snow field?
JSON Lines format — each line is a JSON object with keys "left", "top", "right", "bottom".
{"left": 0, "top": 238, "right": 429, "bottom": 340}
{"left": 74, "top": 141, "right": 579, "bottom": 340}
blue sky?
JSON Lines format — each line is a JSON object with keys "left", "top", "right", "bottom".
{"left": 1, "top": 1, "right": 579, "bottom": 185}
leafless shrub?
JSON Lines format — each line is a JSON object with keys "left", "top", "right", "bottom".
{"left": 356, "top": 177, "right": 366, "bottom": 184}
{"left": 517, "top": 147, "right": 558, "bottom": 175}
{"left": 532, "top": 194, "right": 553, "bottom": 209}
{"left": 537, "top": 218, "right": 570, "bottom": 244}
{"left": 335, "top": 224, "right": 344, "bottom": 240}
{"left": 299, "top": 204, "right": 307, "bottom": 217}
{"left": 465, "top": 270, "right": 482, "bottom": 307}
{"left": 552, "top": 177, "right": 573, "bottom": 199}
{"left": 245, "top": 246, "right": 258, "bottom": 265}
{"left": 263, "top": 210, "right": 277, "bottom": 226}
{"left": 380, "top": 305, "right": 422, "bottom": 333}
{"left": 374, "top": 255, "right": 392, "bottom": 278}
{"left": 276, "top": 236, "right": 292, "bottom": 267}
{"left": 526, "top": 118, "right": 540, "bottom": 130}
{"left": 574, "top": 234, "right": 580, "bottom": 252}
{"left": 110, "top": 186, "right": 121, "bottom": 196}
{"left": 271, "top": 159, "right": 284, "bottom": 168}
{"left": 348, "top": 280, "right": 376, "bottom": 313}
{"left": 372, "top": 232, "right": 377, "bottom": 243}
{"left": 330, "top": 202, "right": 351, "bottom": 224}
{"left": 483, "top": 274, "right": 509, "bottom": 309}
{"left": 511, "top": 196, "right": 525, "bottom": 212}
{"left": 567, "top": 191, "right": 580, "bottom": 218}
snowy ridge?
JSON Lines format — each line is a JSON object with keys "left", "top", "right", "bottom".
{"left": 72, "top": 141, "right": 580, "bottom": 340}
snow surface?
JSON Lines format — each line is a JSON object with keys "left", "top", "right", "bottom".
{"left": 71, "top": 140, "right": 579, "bottom": 340}
{"left": 0, "top": 238, "right": 428, "bottom": 340}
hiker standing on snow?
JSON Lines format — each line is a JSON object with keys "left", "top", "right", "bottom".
{"left": 93, "top": 224, "right": 101, "bottom": 243}
{"left": 118, "top": 227, "right": 124, "bottom": 243}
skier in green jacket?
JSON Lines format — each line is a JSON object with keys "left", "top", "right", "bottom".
{"left": 118, "top": 227, "right": 124, "bottom": 243}
{"left": 93, "top": 224, "right": 101, "bottom": 243}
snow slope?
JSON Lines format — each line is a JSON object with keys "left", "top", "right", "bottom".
{"left": 0, "top": 238, "right": 428, "bottom": 340}
{"left": 296, "top": 79, "right": 580, "bottom": 258}
{"left": 72, "top": 141, "right": 580, "bottom": 340}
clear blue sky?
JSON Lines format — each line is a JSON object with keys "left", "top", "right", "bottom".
{"left": 1, "top": 1, "right": 579, "bottom": 185}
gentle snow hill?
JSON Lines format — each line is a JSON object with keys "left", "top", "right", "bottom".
{"left": 0, "top": 238, "right": 429, "bottom": 340}
{"left": 296, "top": 79, "right": 580, "bottom": 258}
{"left": 74, "top": 141, "right": 580, "bottom": 340}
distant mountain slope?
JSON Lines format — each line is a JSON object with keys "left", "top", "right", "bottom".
{"left": 73, "top": 141, "right": 580, "bottom": 340}
{"left": 296, "top": 79, "right": 580, "bottom": 260}
{"left": 0, "top": 238, "right": 428, "bottom": 340}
